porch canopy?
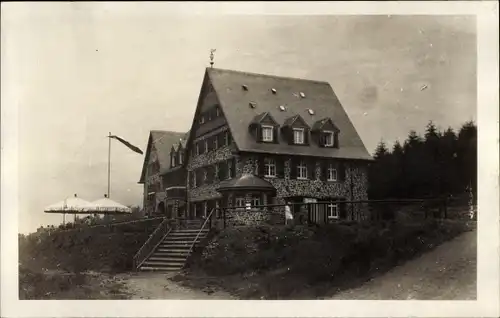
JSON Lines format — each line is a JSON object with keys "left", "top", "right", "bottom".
{"left": 44, "top": 194, "right": 93, "bottom": 214}
{"left": 83, "top": 195, "right": 132, "bottom": 215}
{"left": 217, "top": 174, "right": 276, "bottom": 194}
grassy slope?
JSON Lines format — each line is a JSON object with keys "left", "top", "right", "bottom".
{"left": 177, "top": 218, "right": 475, "bottom": 299}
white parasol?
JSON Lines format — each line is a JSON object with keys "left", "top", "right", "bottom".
{"left": 44, "top": 194, "right": 93, "bottom": 213}
{"left": 84, "top": 195, "right": 132, "bottom": 214}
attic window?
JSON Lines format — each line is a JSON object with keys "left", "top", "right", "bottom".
{"left": 271, "top": 88, "right": 277, "bottom": 94}
{"left": 249, "top": 102, "right": 256, "bottom": 108}
{"left": 307, "top": 108, "right": 315, "bottom": 115}
{"left": 300, "top": 92, "right": 306, "bottom": 98}
{"left": 279, "top": 105, "right": 286, "bottom": 111}
{"left": 242, "top": 85, "right": 248, "bottom": 91}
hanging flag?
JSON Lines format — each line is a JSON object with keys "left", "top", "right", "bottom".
{"left": 109, "top": 135, "right": 143, "bottom": 154}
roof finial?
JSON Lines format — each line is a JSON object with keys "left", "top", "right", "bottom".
{"left": 209, "top": 49, "right": 216, "bottom": 68}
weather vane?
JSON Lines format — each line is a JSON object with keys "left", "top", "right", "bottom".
{"left": 209, "top": 49, "right": 216, "bottom": 68}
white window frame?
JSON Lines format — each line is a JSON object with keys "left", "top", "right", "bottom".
{"left": 235, "top": 197, "right": 245, "bottom": 211}
{"left": 264, "top": 158, "right": 276, "bottom": 177}
{"left": 328, "top": 203, "right": 339, "bottom": 219}
{"left": 327, "top": 164, "right": 338, "bottom": 182}
{"left": 324, "top": 131, "right": 335, "bottom": 147}
{"left": 297, "top": 160, "right": 308, "bottom": 179}
{"left": 293, "top": 128, "right": 305, "bottom": 144}
{"left": 261, "top": 125, "right": 274, "bottom": 142}
{"left": 251, "top": 196, "right": 261, "bottom": 210}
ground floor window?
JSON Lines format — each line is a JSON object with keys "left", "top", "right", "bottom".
{"left": 327, "top": 202, "right": 339, "bottom": 219}
{"left": 235, "top": 197, "right": 245, "bottom": 211}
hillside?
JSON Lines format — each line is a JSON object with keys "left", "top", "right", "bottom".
{"left": 176, "top": 216, "right": 475, "bottom": 299}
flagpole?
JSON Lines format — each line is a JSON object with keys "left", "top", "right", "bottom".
{"left": 108, "top": 132, "right": 111, "bottom": 198}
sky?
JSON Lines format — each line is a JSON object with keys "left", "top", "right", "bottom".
{"left": 1, "top": 3, "right": 477, "bottom": 234}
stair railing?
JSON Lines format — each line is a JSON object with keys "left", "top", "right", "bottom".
{"left": 133, "top": 217, "right": 175, "bottom": 270}
{"left": 183, "top": 208, "right": 215, "bottom": 268}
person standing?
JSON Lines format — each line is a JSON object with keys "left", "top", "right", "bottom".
{"left": 285, "top": 202, "right": 294, "bottom": 226}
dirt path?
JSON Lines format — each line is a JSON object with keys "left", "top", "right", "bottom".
{"left": 331, "top": 229, "right": 477, "bottom": 300}
{"left": 116, "top": 272, "right": 234, "bottom": 299}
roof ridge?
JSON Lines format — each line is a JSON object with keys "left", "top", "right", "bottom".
{"left": 207, "top": 67, "right": 330, "bottom": 85}
{"left": 150, "top": 129, "right": 186, "bottom": 134}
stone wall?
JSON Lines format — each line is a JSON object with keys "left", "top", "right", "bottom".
{"left": 237, "top": 153, "right": 369, "bottom": 221}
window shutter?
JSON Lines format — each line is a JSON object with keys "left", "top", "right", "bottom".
{"left": 220, "top": 163, "right": 227, "bottom": 180}
{"left": 319, "top": 132, "right": 326, "bottom": 147}
{"left": 206, "top": 166, "right": 213, "bottom": 184}
{"left": 339, "top": 198, "right": 347, "bottom": 219}
{"left": 320, "top": 160, "right": 327, "bottom": 181}
{"left": 273, "top": 126, "right": 279, "bottom": 144}
{"left": 231, "top": 158, "right": 236, "bottom": 178}
{"left": 256, "top": 125, "right": 263, "bottom": 143}
{"left": 339, "top": 162, "right": 346, "bottom": 181}
{"left": 276, "top": 157, "right": 285, "bottom": 178}
{"left": 286, "top": 128, "right": 294, "bottom": 145}
{"left": 307, "top": 160, "right": 315, "bottom": 180}
{"left": 258, "top": 157, "right": 265, "bottom": 176}
{"left": 334, "top": 133, "right": 339, "bottom": 148}
{"left": 304, "top": 129, "right": 310, "bottom": 145}
{"left": 217, "top": 133, "right": 223, "bottom": 148}
{"left": 290, "top": 158, "right": 298, "bottom": 179}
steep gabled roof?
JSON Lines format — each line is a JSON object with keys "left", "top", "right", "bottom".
{"left": 138, "top": 130, "right": 186, "bottom": 183}
{"left": 206, "top": 68, "right": 372, "bottom": 160}
{"left": 312, "top": 117, "right": 340, "bottom": 132}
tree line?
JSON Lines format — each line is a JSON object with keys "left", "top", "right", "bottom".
{"left": 368, "top": 120, "right": 477, "bottom": 200}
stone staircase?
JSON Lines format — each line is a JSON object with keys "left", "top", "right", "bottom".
{"left": 138, "top": 222, "right": 209, "bottom": 272}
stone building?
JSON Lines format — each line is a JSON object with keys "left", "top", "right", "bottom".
{"left": 182, "top": 68, "right": 373, "bottom": 224}
{"left": 138, "top": 130, "right": 187, "bottom": 217}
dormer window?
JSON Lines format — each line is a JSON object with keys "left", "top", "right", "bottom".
{"left": 324, "top": 131, "right": 335, "bottom": 147}
{"left": 293, "top": 128, "right": 305, "bottom": 144}
{"left": 261, "top": 125, "right": 274, "bottom": 142}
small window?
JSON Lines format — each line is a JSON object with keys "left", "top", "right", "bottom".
{"left": 293, "top": 128, "right": 305, "bottom": 144}
{"left": 216, "top": 107, "right": 220, "bottom": 117}
{"left": 264, "top": 158, "right": 276, "bottom": 177}
{"left": 262, "top": 125, "right": 274, "bottom": 142}
{"left": 227, "top": 161, "right": 233, "bottom": 179}
{"left": 279, "top": 105, "right": 286, "bottom": 111}
{"left": 249, "top": 102, "right": 256, "bottom": 108}
{"left": 200, "top": 115, "right": 205, "bottom": 124}
{"left": 235, "top": 197, "right": 245, "bottom": 211}
{"left": 242, "top": 85, "right": 248, "bottom": 91}
{"left": 324, "top": 131, "right": 335, "bottom": 147}
{"left": 297, "top": 160, "right": 307, "bottom": 179}
{"left": 328, "top": 203, "right": 339, "bottom": 219}
{"left": 307, "top": 108, "right": 315, "bottom": 115}
{"left": 327, "top": 164, "right": 338, "bottom": 182}
{"left": 178, "top": 152, "right": 183, "bottom": 165}
{"left": 196, "top": 143, "right": 200, "bottom": 155}
{"left": 271, "top": 88, "right": 277, "bottom": 94}
{"left": 300, "top": 92, "right": 306, "bottom": 98}
{"left": 251, "top": 196, "right": 261, "bottom": 210}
